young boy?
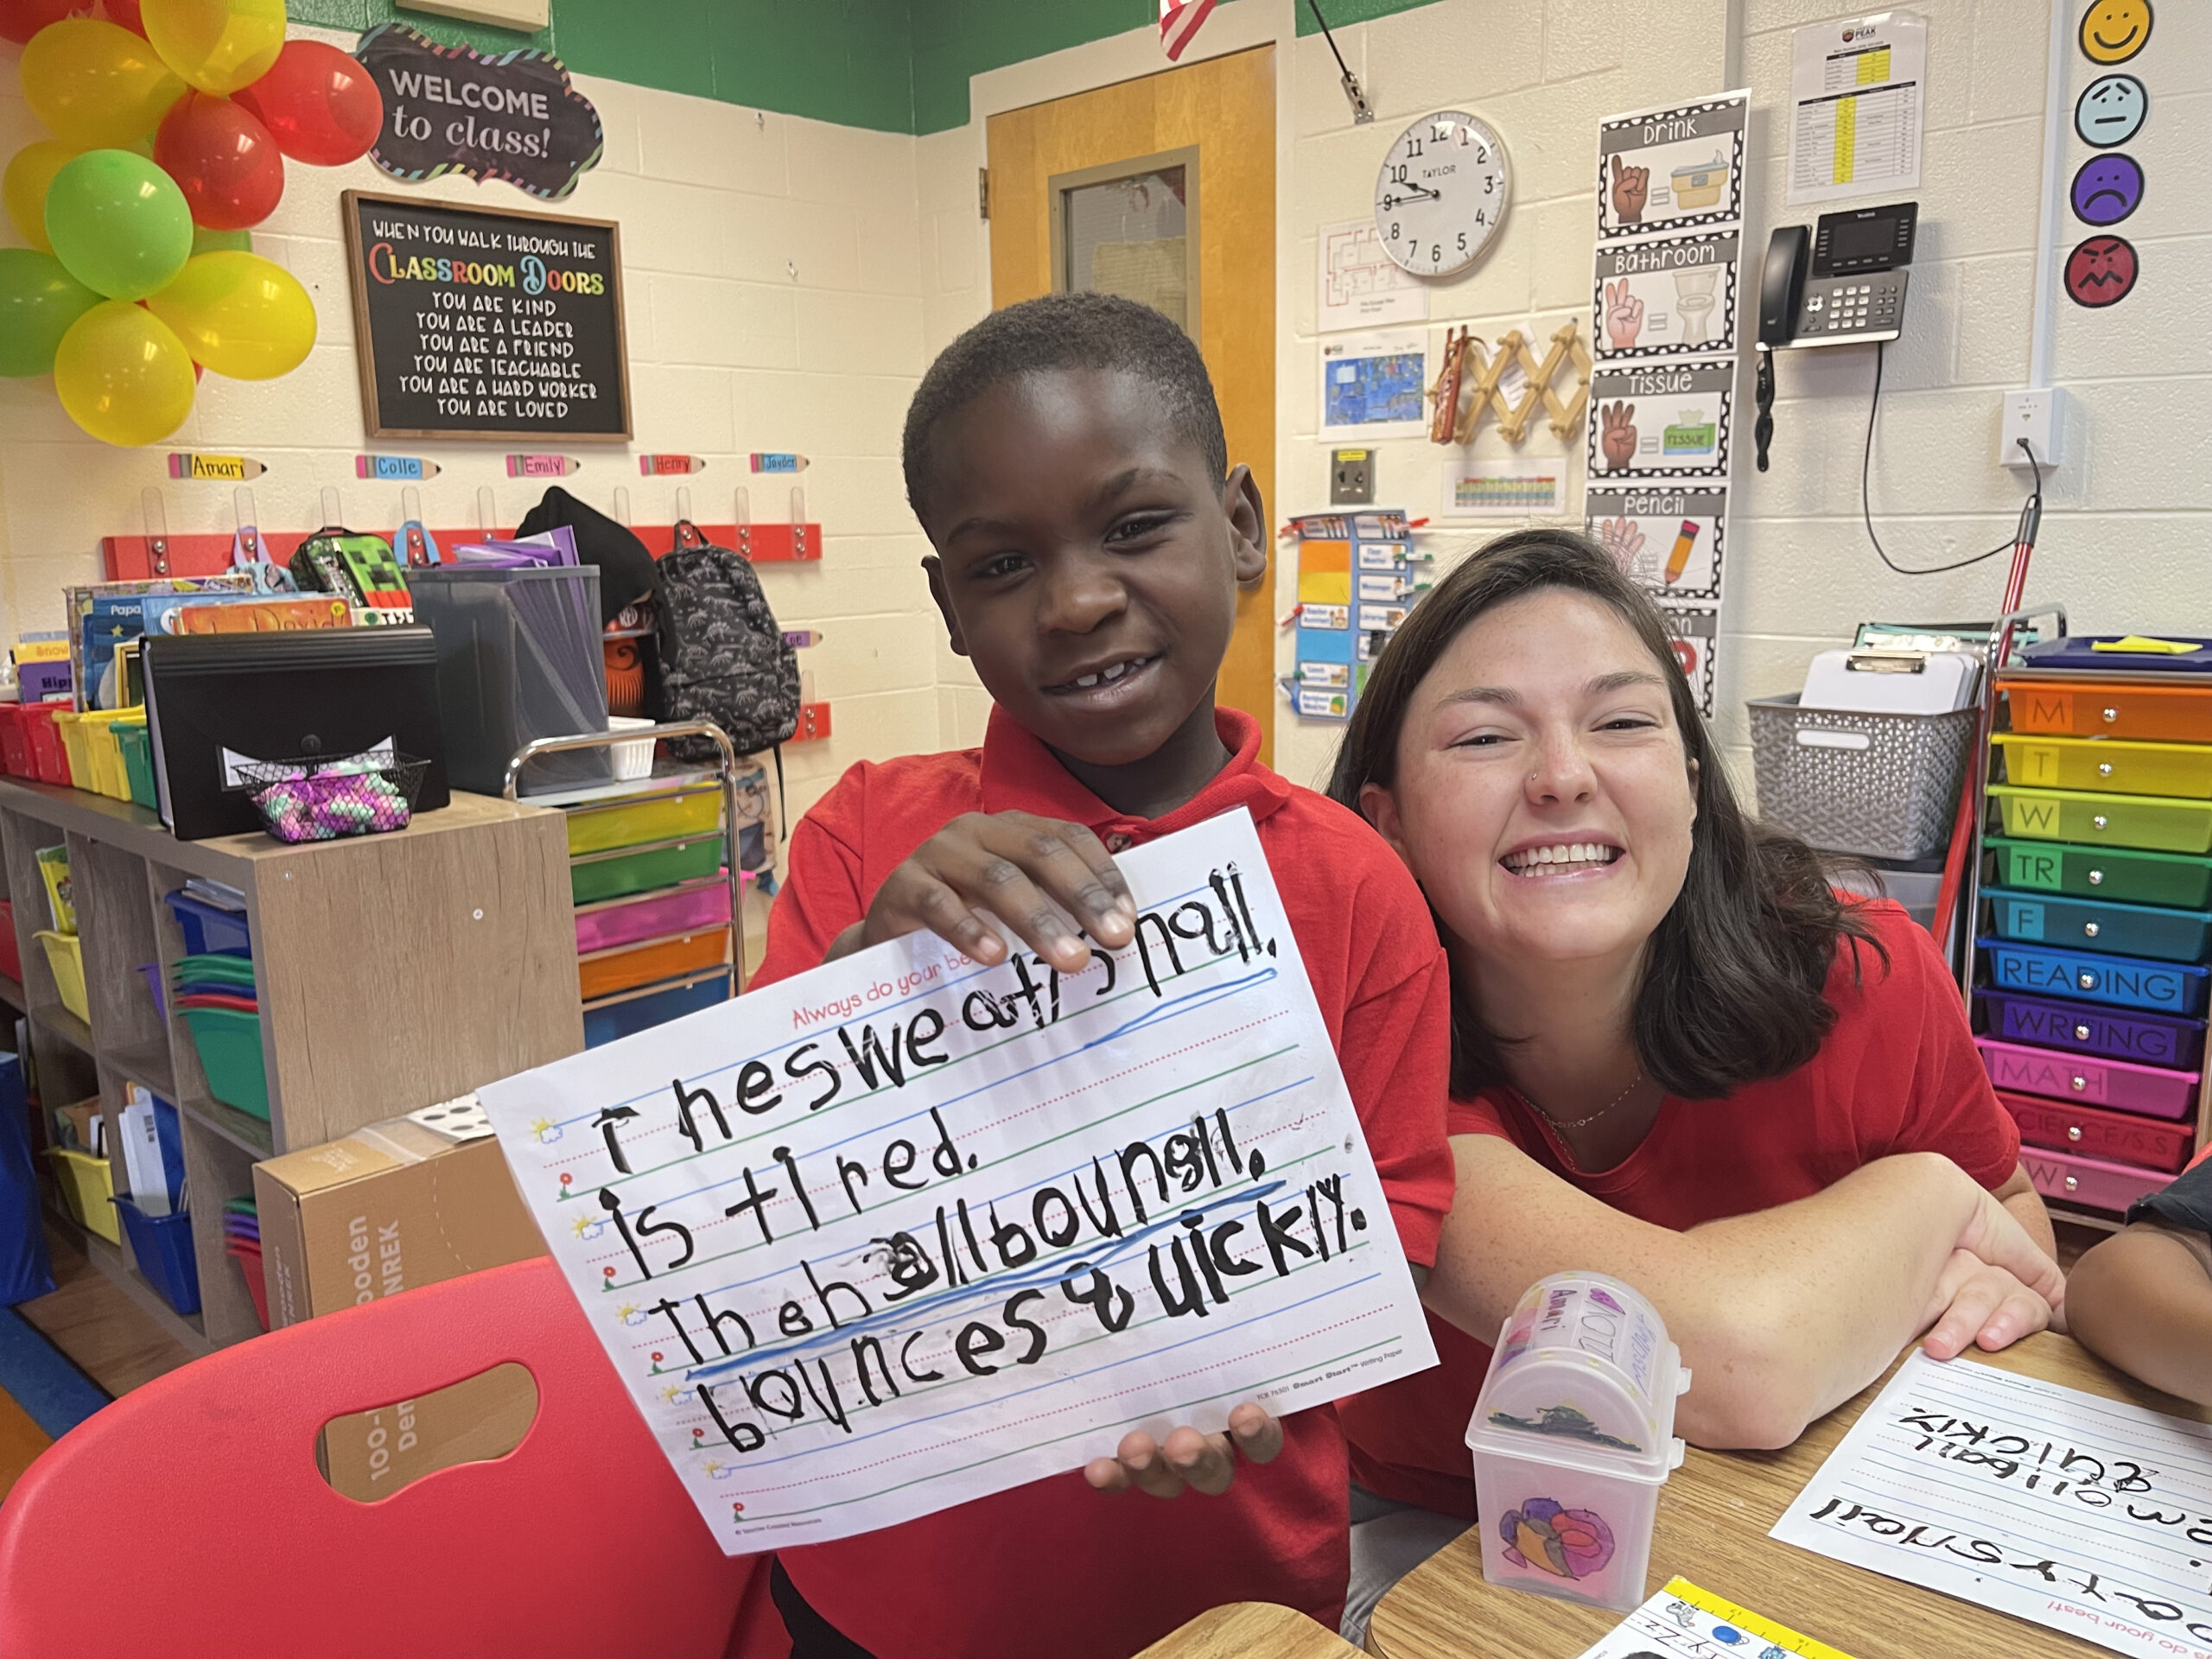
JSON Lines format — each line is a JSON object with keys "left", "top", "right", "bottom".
{"left": 2068, "top": 1147, "right": 2212, "bottom": 1407}
{"left": 748, "top": 292, "right": 1454, "bottom": 1658}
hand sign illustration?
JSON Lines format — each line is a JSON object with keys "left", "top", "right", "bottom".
{"left": 1597, "top": 517, "right": 1646, "bottom": 572}
{"left": 1600, "top": 402, "right": 1638, "bottom": 470}
{"left": 1611, "top": 155, "right": 1649, "bottom": 224}
{"left": 1604, "top": 279, "right": 1646, "bottom": 349}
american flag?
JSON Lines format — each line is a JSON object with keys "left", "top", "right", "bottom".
{"left": 1159, "top": 0, "right": 1217, "bottom": 60}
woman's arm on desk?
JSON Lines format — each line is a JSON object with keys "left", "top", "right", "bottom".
{"left": 1423, "top": 1138, "right": 2065, "bottom": 1450}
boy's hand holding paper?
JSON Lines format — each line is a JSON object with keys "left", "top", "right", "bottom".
{"left": 480, "top": 810, "right": 1435, "bottom": 1548}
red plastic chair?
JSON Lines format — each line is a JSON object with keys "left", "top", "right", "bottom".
{"left": 0, "top": 1256, "right": 788, "bottom": 1659}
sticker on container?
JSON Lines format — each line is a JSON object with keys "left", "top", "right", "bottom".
{"left": 1591, "top": 230, "right": 1741, "bottom": 360}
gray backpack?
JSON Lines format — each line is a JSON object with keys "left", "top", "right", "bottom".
{"left": 652, "top": 521, "right": 801, "bottom": 759}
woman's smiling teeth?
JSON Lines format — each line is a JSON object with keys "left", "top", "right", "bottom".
{"left": 1503, "top": 842, "right": 1622, "bottom": 876}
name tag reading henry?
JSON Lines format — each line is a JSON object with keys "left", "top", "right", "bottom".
{"left": 480, "top": 810, "right": 1435, "bottom": 1548}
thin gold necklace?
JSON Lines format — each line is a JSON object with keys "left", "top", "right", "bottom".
{"left": 1510, "top": 1067, "right": 1644, "bottom": 1132}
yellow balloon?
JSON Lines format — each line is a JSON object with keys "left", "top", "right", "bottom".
{"left": 3, "top": 142, "right": 77, "bottom": 254}
{"left": 20, "top": 19, "right": 185, "bottom": 150}
{"left": 141, "top": 0, "right": 286, "bottom": 98}
{"left": 144, "top": 250, "right": 315, "bottom": 379}
{"left": 54, "top": 299, "right": 196, "bottom": 446}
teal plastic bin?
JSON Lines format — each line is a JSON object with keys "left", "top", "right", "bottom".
{"left": 179, "top": 1007, "right": 270, "bottom": 1120}
{"left": 1983, "top": 887, "right": 2212, "bottom": 963}
{"left": 116, "top": 721, "right": 156, "bottom": 810}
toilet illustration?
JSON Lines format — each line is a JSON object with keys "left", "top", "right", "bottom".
{"left": 1674, "top": 267, "right": 1719, "bottom": 345}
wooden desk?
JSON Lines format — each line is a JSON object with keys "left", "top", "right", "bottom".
{"left": 1136, "top": 1602, "right": 1363, "bottom": 1658}
{"left": 1368, "top": 1333, "right": 2210, "bottom": 1659}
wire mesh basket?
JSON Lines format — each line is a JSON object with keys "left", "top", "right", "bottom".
{"left": 238, "top": 755, "right": 429, "bottom": 844}
{"left": 1747, "top": 695, "right": 1976, "bottom": 861}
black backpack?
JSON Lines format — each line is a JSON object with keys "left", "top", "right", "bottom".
{"left": 653, "top": 521, "right": 801, "bottom": 759}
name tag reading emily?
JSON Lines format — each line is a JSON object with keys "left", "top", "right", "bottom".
{"left": 480, "top": 810, "right": 1436, "bottom": 1548}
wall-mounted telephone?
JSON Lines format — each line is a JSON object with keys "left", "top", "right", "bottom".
{"left": 1754, "top": 200, "right": 1918, "bottom": 471}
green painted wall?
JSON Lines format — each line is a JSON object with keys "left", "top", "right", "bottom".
{"left": 293, "top": 0, "right": 1420, "bottom": 134}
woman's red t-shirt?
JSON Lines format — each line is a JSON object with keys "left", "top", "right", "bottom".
{"left": 1339, "top": 899, "right": 2024, "bottom": 1517}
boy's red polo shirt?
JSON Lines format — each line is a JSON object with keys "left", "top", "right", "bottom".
{"left": 1339, "top": 900, "right": 2025, "bottom": 1518}
{"left": 753, "top": 705, "right": 1453, "bottom": 1659}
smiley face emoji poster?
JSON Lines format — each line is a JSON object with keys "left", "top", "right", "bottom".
{"left": 2065, "top": 235, "right": 2139, "bottom": 308}
{"left": 2078, "top": 0, "right": 2152, "bottom": 65}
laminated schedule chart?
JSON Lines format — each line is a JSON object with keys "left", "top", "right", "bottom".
{"left": 1787, "top": 11, "right": 1928, "bottom": 205}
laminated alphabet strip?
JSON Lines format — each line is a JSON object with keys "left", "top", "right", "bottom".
{"left": 478, "top": 810, "right": 1435, "bottom": 1550}
{"left": 1772, "top": 1352, "right": 2212, "bottom": 1659}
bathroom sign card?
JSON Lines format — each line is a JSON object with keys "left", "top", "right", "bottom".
{"left": 479, "top": 810, "right": 1436, "bottom": 1550}
{"left": 1596, "top": 92, "right": 1749, "bottom": 239}
{"left": 1773, "top": 1352, "right": 2212, "bottom": 1659}
{"left": 1592, "top": 230, "right": 1742, "bottom": 359}
{"left": 1586, "top": 486, "right": 1726, "bottom": 599}
{"left": 1587, "top": 360, "right": 1734, "bottom": 482}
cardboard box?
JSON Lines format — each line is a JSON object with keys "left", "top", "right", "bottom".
{"left": 253, "top": 1102, "right": 549, "bottom": 1502}
{"left": 252, "top": 1103, "right": 545, "bottom": 1329}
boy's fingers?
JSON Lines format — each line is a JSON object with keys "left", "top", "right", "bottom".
{"left": 1161, "top": 1426, "right": 1236, "bottom": 1497}
{"left": 974, "top": 817, "right": 1131, "bottom": 966}
{"left": 1227, "top": 1402, "right": 1284, "bottom": 1465}
{"left": 1083, "top": 1454, "right": 1133, "bottom": 1493}
{"left": 889, "top": 870, "right": 1007, "bottom": 963}
{"left": 1044, "top": 820, "right": 1139, "bottom": 944}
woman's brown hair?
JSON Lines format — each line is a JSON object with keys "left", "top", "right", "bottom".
{"left": 1328, "top": 528, "right": 1881, "bottom": 1100}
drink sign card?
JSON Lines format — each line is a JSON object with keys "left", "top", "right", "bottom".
{"left": 480, "top": 810, "right": 1434, "bottom": 1549}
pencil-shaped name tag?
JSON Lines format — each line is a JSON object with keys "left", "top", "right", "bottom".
{"left": 748, "top": 452, "right": 807, "bottom": 473}
{"left": 1664, "top": 519, "right": 1700, "bottom": 583}
{"left": 782, "top": 629, "right": 823, "bottom": 649}
{"left": 507, "top": 454, "right": 582, "bottom": 478}
{"left": 639, "top": 454, "right": 707, "bottom": 475}
{"left": 356, "top": 454, "right": 440, "bottom": 480}
{"left": 168, "top": 452, "right": 264, "bottom": 481}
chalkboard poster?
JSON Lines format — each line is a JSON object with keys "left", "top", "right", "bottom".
{"left": 341, "top": 189, "right": 631, "bottom": 442}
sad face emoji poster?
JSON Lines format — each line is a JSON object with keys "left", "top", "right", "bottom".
{"left": 2065, "top": 235, "right": 2139, "bottom": 308}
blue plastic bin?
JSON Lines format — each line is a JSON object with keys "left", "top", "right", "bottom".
{"left": 112, "top": 1197, "right": 200, "bottom": 1316}
{"left": 1979, "top": 937, "right": 2211, "bottom": 1016}
{"left": 582, "top": 970, "right": 730, "bottom": 1048}
{"left": 162, "top": 890, "right": 251, "bottom": 958}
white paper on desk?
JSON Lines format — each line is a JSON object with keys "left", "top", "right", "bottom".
{"left": 1772, "top": 1351, "right": 2212, "bottom": 1659}
{"left": 480, "top": 810, "right": 1436, "bottom": 1551}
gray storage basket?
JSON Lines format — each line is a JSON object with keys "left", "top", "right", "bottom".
{"left": 1747, "top": 693, "right": 1976, "bottom": 861}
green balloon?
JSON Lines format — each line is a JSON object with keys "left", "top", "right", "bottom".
{"left": 192, "top": 226, "right": 251, "bottom": 256}
{"left": 0, "top": 249, "right": 99, "bottom": 378}
{"left": 44, "top": 149, "right": 193, "bottom": 302}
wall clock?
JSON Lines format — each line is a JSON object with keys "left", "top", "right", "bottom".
{"left": 1373, "top": 110, "right": 1510, "bottom": 278}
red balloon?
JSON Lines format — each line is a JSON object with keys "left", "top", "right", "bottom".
{"left": 102, "top": 0, "right": 142, "bottom": 35}
{"left": 232, "top": 40, "right": 382, "bottom": 168}
{"left": 154, "top": 90, "right": 283, "bottom": 230}
{"left": 0, "top": 0, "right": 84, "bottom": 46}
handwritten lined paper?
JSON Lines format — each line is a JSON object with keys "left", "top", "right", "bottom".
{"left": 480, "top": 810, "right": 1435, "bottom": 1549}
{"left": 1773, "top": 1352, "right": 2212, "bottom": 1658}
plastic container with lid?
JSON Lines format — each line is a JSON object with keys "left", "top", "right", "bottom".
{"left": 1467, "top": 1270, "right": 1690, "bottom": 1613}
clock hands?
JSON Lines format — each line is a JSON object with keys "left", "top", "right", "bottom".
{"left": 1382, "top": 181, "right": 1441, "bottom": 209}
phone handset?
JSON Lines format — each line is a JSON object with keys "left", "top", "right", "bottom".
{"left": 1753, "top": 226, "right": 1810, "bottom": 473}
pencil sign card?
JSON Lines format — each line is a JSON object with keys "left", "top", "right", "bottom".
{"left": 1773, "top": 1352, "right": 2212, "bottom": 1658}
{"left": 1586, "top": 486, "right": 1727, "bottom": 601}
{"left": 479, "top": 810, "right": 1435, "bottom": 1550}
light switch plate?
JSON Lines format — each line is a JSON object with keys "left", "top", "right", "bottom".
{"left": 1331, "top": 448, "right": 1375, "bottom": 505}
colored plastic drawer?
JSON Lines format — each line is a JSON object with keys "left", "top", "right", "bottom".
{"left": 1987, "top": 784, "right": 2212, "bottom": 854}
{"left": 43, "top": 1146, "right": 119, "bottom": 1244}
{"left": 1999, "top": 1090, "right": 2196, "bottom": 1174}
{"left": 1975, "top": 1036, "right": 2200, "bottom": 1120}
{"left": 582, "top": 969, "right": 731, "bottom": 1048}
{"left": 116, "top": 720, "right": 156, "bottom": 809}
{"left": 570, "top": 833, "right": 725, "bottom": 906}
{"left": 1994, "top": 733, "right": 2212, "bottom": 799}
{"left": 1982, "top": 887, "right": 2212, "bottom": 963}
{"left": 2021, "top": 1144, "right": 2170, "bottom": 1214}
{"left": 2001, "top": 677, "right": 2212, "bottom": 741}
{"left": 1974, "top": 989, "right": 2206, "bottom": 1070}
{"left": 566, "top": 785, "right": 722, "bottom": 856}
{"left": 0, "top": 705, "right": 29, "bottom": 777}
{"left": 179, "top": 1007, "right": 270, "bottom": 1120}
{"left": 114, "top": 1197, "right": 200, "bottom": 1317}
{"left": 1985, "top": 836, "right": 2212, "bottom": 909}
{"left": 578, "top": 927, "right": 729, "bottom": 1001}
{"left": 1979, "top": 938, "right": 2210, "bottom": 1014}
{"left": 575, "top": 877, "right": 732, "bottom": 956}
{"left": 20, "top": 703, "right": 67, "bottom": 785}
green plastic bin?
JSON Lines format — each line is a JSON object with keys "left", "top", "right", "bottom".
{"left": 116, "top": 721, "right": 156, "bottom": 810}
{"left": 1985, "top": 836, "right": 2212, "bottom": 909}
{"left": 570, "top": 832, "right": 725, "bottom": 906}
{"left": 1987, "top": 784, "right": 2212, "bottom": 855}
{"left": 179, "top": 1007, "right": 270, "bottom": 1120}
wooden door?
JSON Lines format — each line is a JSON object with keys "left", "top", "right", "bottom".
{"left": 987, "top": 46, "right": 1276, "bottom": 765}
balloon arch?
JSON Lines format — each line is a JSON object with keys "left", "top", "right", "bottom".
{"left": 0, "top": 1, "right": 383, "bottom": 445}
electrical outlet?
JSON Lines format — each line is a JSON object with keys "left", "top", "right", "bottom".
{"left": 2000, "top": 388, "right": 2065, "bottom": 469}
{"left": 1331, "top": 448, "right": 1375, "bottom": 505}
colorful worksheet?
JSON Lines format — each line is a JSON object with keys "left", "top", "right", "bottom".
{"left": 479, "top": 810, "right": 1436, "bottom": 1551}
{"left": 1773, "top": 1352, "right": 2212, "bottom": 1659}
{"left": 1576, "top": 1577, "right": 1857, "bottom": 1659}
